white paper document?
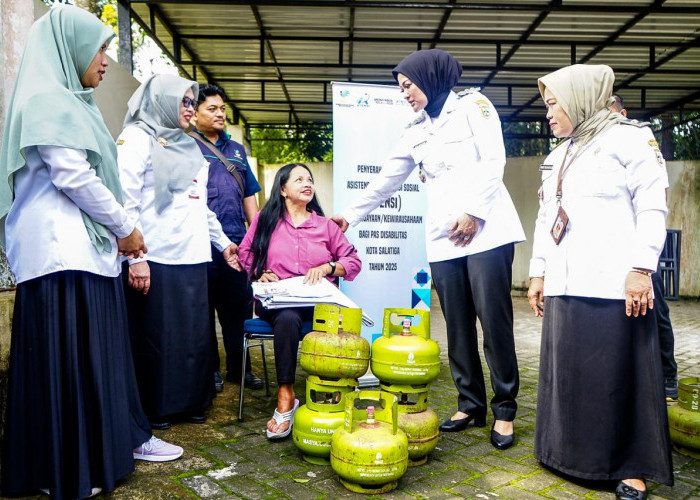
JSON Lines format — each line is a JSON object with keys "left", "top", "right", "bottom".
{"left": 252, "top": 276, "right": 374, "bottom": 326}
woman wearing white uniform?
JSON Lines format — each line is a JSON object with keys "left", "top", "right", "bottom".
{"left": 118, "top": 74, "right": 238, "bottom": 429}
{"left": 528, "top": 64, "right": 672, "bottom": 499}
{"left": 333, "top": 49, "right": 525, "bottom": 448}
{"left": 0, "top": 6, "right": 182, "bottom": 499}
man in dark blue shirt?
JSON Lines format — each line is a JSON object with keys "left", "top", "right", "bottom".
{"left": 194, "top": 84, "right": 263, "bottom": 391}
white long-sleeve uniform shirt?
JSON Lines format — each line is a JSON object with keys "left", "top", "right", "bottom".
{"left": 117, "top": 126, "right": 231, "bottom": 266}
{"left": 5, "top": 145, "right": 133, "bottom": 283}
{"left": 342, "top": 90, "right": 525, "bottom": 263}
{"left": 528, "top": 122, "right": 668, "bottom": 299}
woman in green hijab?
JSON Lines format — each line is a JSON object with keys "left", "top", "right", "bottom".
{"left": 0, "top": 6, "right": 182, "bottom": 499}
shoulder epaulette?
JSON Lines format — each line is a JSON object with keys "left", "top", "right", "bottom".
{"left": 406, "top": 113, "right": 427, "bottom": 128}
{"left": 619, "top": 117, "right": 651, "bottom": 128}
{"left": 456, "top": 87, "right": 481, "bottom": 99}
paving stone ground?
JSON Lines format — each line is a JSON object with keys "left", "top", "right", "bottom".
{"left": 8, "top": 294, "right": 700, "bottom": 499}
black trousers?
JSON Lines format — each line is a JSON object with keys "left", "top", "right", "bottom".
{"left": 652, "top": 269, "right": 677, "bottom": 380}
{"left": 430, "top": 243, "right": 519, "bottom": 421}
{"left": 208, "top": 245, "right": 254, "bottom": 379}
{"left": 257, "top": 305, "right": 314, "bottom": 385}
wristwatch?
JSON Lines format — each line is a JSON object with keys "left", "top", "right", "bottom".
{"left": 327, "top": 261, "right": 337, "bottom": 276}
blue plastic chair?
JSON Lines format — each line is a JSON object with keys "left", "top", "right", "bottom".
{"left": 238, "top": 317, "right": 313, "bottom": 421}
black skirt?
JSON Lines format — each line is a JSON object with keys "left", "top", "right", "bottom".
{"left": 1, "top": 271, "right": 152, "bottom": 499}
{"left": 535, "top": 296, "right": 673, "bottom": 485}
{"left": 123, "top": 261, "right": 214, "bottom": 419}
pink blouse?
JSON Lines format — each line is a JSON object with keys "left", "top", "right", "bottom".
{"left": 239, "top": 210, "right": 361, "bottom": 283}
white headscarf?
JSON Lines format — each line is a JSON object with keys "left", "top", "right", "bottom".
{"left": 538, "top": 64, "right": 623, "bottom": 147}
{"left": 123, "top": 74, "right": 203, "bottom": 213}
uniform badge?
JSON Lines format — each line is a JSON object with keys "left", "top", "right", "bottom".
{"left": 648, "top": 140, "right": 665, "bottom": 166}
{"left": 157, "top": 137, "right": 168, "bottom": 147}
{"left": 475, "top": 99, "right": 492, "bottom": 118}
{"left": 117, "top": 139, "right": 124, "bottom": 146}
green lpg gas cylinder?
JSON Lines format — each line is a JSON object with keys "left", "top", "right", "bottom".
{"left": 381, "top": 383, "right": 439, "bottom": 466}
{"left": 330, "top": 391, "right": 408, "bottom": 494}
{"left": 300, "top": 305, "right": 369, "bottom": 379}
{"left": 668, "top": 377, "right": 700, "bottom": 458}
{"left": 293, "top": 376, "right": 358, "bottom": 465}
{"left": 398, "top": 407, "right": 439, "bottom": 466}
{"left": 371, "top": 309, "right": 440, "bottom": 385}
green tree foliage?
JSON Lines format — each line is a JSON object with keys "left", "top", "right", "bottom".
{"left": 666, "top": 114, "right": 700, "bottom": 161}
{"left": 250, "top": 123, "right": 333, "bottom": 165}
{"left": 647, "top": 114, "right": 700, "bottom": 161}
{"left": 503, "top": 121, "right": 552, "bottom": 157}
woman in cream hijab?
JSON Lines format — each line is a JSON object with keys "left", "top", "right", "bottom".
{"left": 0, "top": 6, "right": 182, "bottom": 499}
{"left": 528, "top": 64, "right": 672, "bottom": 499}
{"left": 118, "top": 74, "right": 238, "bottom": 430}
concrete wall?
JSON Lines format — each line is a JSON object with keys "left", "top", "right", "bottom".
{"left": 667, "top": 161, "right": 700, "bottom": 296}
{"left": 94, "top": 56, "right": 140, "bottom": 139}
{"left": 503, "top": 156, "right": 543, "bottom": 289}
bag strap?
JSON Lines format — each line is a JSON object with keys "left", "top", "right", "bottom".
{"left": 188, "top": 130, "right": 245, "bottom": 193}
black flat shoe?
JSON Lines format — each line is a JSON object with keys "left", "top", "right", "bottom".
{"left": 490, "top": 422, "right": 515, "bottom": 450}
{"left": 616, "top": 481, "right": 648, "bottom": 500}
{"left": 439, "top": 413, "right": 486, "bottom": 432}
{"left": 149, "top": 420, "right": 171, "bottom": 430}
{"left": 244, "top": 372, "right": 263, "bottom": 390}
{"left": 187, "top": 413, "right": 206, "bottom": 425}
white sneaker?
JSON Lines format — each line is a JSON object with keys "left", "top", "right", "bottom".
{"left": 39, "top": 487, "right": 101, "bottom": 497}
{"left": 133, "top": 435, "right": 183, "bottom": 462}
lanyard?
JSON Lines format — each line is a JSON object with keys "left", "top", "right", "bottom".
{"left": 555, "top": 140, "right": 579, "bottom": 205}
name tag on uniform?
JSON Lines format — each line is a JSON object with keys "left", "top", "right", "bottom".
{"left": 550, "top": 206, "right": 569, "bottom": 245}
{"left": 539, "top": 164, "right": 553, "bottom": 171}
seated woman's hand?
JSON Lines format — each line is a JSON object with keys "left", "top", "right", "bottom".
{"left": 303, "top": 264, "right": 329, "bottom": 285}
{"left": 258, "top": 270, "right": 280, "bottom": 282}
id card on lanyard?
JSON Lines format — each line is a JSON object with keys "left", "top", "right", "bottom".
{"left": 550, "top": 141, "right": 577, "bottom": 245}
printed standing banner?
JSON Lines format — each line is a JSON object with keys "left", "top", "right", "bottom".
{"left": 332, "top": 81, "right": 429, "bottom": 347}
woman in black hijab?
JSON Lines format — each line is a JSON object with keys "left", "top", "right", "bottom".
{"left": 392, "top": 48, "right": 463, "bottom": 118}
{"left": 333, "top": 49, "right": 525, "bottom": 449}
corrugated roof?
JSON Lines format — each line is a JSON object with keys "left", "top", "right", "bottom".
{"left": 126, "top": 0, "right": 700, "bottom": 128}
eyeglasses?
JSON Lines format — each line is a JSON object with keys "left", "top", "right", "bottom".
{"left": 181, "top": 96, "right": 196, "bottom": 109}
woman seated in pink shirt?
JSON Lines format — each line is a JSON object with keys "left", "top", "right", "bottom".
{"left": 238, "top": 163, "right": 361, "bottom": 439}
